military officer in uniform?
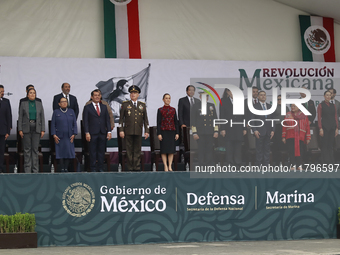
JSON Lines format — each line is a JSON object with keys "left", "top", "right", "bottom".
{"left": 192, "top": 91, "right": 218, "bottom": 166}
{"left": 119, "top": 85, "right": 149, "bottom": 171}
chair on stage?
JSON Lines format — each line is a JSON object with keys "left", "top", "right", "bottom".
{"left": 117, "top": 127, "right": 145, "bottom": 171}
{"left": 16, "top": 121, "right": 43, "bottom": 173}
{"left": 149, "top": 126, "right": 178, "bottom": 171}
{"left": 334, "top": 132, "right": 340, "bottom": 163}
{"left": 80, "top": 120, "right": 111, "bottom": 172}
{"left": 3, "top": 143, "right": 10, "bottom": 173}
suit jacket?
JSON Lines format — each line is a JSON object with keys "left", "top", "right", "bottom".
{"left": 251, "top": 102, "right": 274, "bottom": 136}
{"left": 19, "top": 97, "right": 41, "bottom": 113}
{"left": 178, "top": 96, "right": 200, "bottom": 127}
{"left": 244, "top": 97, "right": 258, "bottom": 122}
{"left": 119, "top": 100, "right": 149, "bottom": 135}
{"left": 0, "top": 98, "right": 12, "bottom": 135}
{"left": 53, "top": 93, "right": 79, "bottom": 120}
{"left": 83, "top": 103, "right": 111, "bottom": 135}
{"left": 220, "top": 97, "right": 246, "bottom": 141}
{"left": 301, "top": 99, "right": 316, "bottom": 124}
{"left": 86, "top": 99, "right": 115, "bottom": 129}
{"left": 191, "top": 102, "right": 218, "bottom": 135}
{"left": 51, "top": 108, "right": 77, "bottom": 138}
{"left": 18, "top": 100, "right": 45, "bottom": 133}
{"left": 333, "top": 99, "right": 340, "bottom": 121}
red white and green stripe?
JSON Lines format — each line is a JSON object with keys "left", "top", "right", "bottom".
{"left": 299, "top": 15, "right": 335, "bottom": 62}
{"left": 103, "top": 0, "right": 141, "bottom": 59}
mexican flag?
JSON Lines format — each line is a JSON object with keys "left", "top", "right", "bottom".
{"left": 103, "top": 0, "right": 141, "bottom": 59}
{"left": 299, "top": 15, "right": 335, "bottom": 62}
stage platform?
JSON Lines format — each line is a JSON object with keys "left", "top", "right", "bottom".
{"left": 0, "top": 171, "right": 339, "bottom": 247}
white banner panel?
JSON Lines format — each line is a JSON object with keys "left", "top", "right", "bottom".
{"left": 0, "top": 56, "right": 339, "bottom": 140}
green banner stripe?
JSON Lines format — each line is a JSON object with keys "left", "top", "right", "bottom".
{"left": 103, "top": 0, "right": 117, "bottom": 58}
{"left": 299, "top": 15, "right": 313, "bottom": 62}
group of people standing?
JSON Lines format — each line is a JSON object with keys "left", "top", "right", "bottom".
{"left": 189, "top": 85, "right": 339, "bottom": 169}
{"left": 0, "top": 83, "right": 338, "bottom": 173}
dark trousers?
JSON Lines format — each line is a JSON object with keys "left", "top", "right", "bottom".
{"left": 59, "top": 158, "right": 70, "bottom": 172}
{"left": 125, "top": 135, "right": 142, "bottom": 170}
{"left": 255, "top": 135, "right": 271, "bottom": 166}
{"left": 89, "top": 133, "right": 106, "bottom": 172}
{"left": 286, "top": 138, "right": 304, "bottom": 167}
{"left": 320, "top": 128, "right": 335, "bottom": 164}
{"left": 0, "top": 135, "right": 5, "bottom": 172}
{"left": 272, "top": 124, "right": 286, "bottom": 165}
{"left": 226, "top": 140, "right": 242, "bottom": 167}
{"left": 197, "top": 134, "right": 214, "bottom": 165}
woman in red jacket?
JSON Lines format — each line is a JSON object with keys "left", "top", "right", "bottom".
{"left": 282, "top": 104, "right": 311, "bottom": 170}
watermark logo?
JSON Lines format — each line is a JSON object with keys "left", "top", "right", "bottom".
{"left": 199, "top": 83, "right": 311, "bottom": 116}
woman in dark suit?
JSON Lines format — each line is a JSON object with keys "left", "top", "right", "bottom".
{"left": 157, "top": 93, "right": 179, "bottom": 171}
{"left": 18, "top": 88, "right": 45, "bottom": 173}
{"left": 317, "top": 90, "right": 339, "bottom": 164}
{"left": 51, "top": 97, "right": 77, "bottom": 172}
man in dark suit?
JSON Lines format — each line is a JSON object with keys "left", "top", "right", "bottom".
{"left": 244, "top": 86, "right": 259, "bottom": 122}
{"left": 53, "top": 83, "right": 79, "bottom": 119}
{"left": 300, "top": 86, "right": 316, "bottom": 125}
{"left": 83, "top": 89, "right": 111, "bottom": 172}
{"left": 119, "top": 85, "right": 149, "bottom": 171}
{"left": 328, "top": 88, "right": 340, "bottom": 121}
{"left": 0, "top": 85, "right": 12, "bottom": 173}
{"left": 220, "top": 89, "right": 246, "bottom": 168}
{"left": 251, "top": 91, "right": 274, "bottom": 166}
{"left": 192, "top": 92, "right": 218, "bottom": 165}
{"left": 178, "top": 85, "right": 201, "bottom": 129}
{"left": 19, "top": 84, "right": 42, "bottom": 109}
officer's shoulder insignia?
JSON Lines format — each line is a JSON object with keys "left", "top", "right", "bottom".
{"left": 139, "top": 101, "right": 145, "bottom": 104}
{"left": 122, "top": 100, "right": 129, "bottom": 103}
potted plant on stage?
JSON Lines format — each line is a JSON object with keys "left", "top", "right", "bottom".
{"left": 0, "top": 213, "right": 37, "bottom": 249}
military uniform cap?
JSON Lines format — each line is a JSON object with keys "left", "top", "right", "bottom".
{"left": 128, "top": 85, "right": 141, "bottom": 93}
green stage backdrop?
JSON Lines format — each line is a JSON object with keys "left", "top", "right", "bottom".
{"left": 0, "top": 172, "right": 339, "bottom": 246}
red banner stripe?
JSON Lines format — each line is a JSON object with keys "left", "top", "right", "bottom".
{"left": 127, "top": 0, "right": 141, "bottom": 59}
{"left": 322, "top": 17, "right": 335, "bottom": 62}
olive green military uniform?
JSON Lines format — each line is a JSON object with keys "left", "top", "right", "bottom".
{"left": 119, "top": 100, "right": 149, "bottom": 170}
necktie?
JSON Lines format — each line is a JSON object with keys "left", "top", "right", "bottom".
{"left": 190, "top": 97, "right": 194, "bottom": 107}
{"left": 331, "top": 100, "right": 334, "bottom": 104}
{"left": 262, "top": 103, "right": 267, "bottom": 118}
{"left": 96, "top": 104, "right": 100, "bottom": 116}
{"left": 254, "top": 99, "right": 257, "bottom": 104}
{"left": 67, "top": 96, "right": 70, "bottom": 107}
{"left": 134, "top": 102, "right": 137, "bottom": 108}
